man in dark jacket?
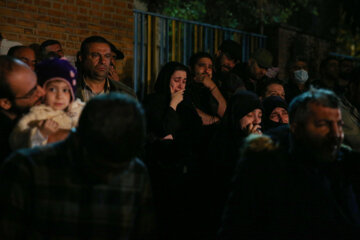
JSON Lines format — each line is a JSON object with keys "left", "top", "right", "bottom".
{"left": 219, "top": 88, "right": 360, "bottom": 239}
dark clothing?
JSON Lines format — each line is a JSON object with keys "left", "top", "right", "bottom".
{"left": 0, "top": 134, "right": 157, "bottom": 240}
{"left": 231, "top": 63, "right": 256, "bottom": 92}
{"left": 0, "top": 111, "right": 17, "bottom": 163}
{"left": 189, "top": 82, "right": 219, "bottom": 116}
{"left": 142, "top": 91, "right": 202, "bottom": 240}
{"left": 219, "top": 131, "right": 360, "bottom": 239}
{"left": 285, "top": 81, "right": 309, "bottom": 104}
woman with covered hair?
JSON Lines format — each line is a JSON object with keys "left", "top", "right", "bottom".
{"left": 208, "top": 90, "right": 263, "bottom": 232}
{"left": 143, "top": 61, "right": 201, "bottom": 142}
{"left": 142, "top": 61, "right": 201, "bottom": 239}
{"left": 262, "top": 95, "right": 289, "bottom": 132}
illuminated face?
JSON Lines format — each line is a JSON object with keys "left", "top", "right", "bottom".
{"left": 194, "top": 57, "right": 213, "bottom": 80}
{"left": 13, "top": 48, "right": 36, "bottom": 71}
{"left": 239, "top": 109, "right": 262, "bottom": 130}
{"left": 169, "top": 70, "right": 187, "bottom": 93}
{"left": 264, "top": 83, "right": 285, "bottom": 100}
{"left": 44, "top": 80, "right": 71, "bottom": 111}
{"left": 45, "top": 43, "right": 64, "bottom": 58}
{"left": 9, "top": 66, "right": 45, "bottom": 113}
{"left": 292, "top": 103, "right": 344, "bottom": 162}
{"left": 83, "top": 42, "right": 112, "bottom": 81}
{"left": 269, "top": 107, "right": 289, "bottom": 123}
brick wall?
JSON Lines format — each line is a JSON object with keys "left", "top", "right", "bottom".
{"left": 0, "top": 0, "right": 135, "bottom": 87}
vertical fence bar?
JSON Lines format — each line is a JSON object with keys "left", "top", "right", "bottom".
{"left": 160, "top": 18, "right": 164, "bottom": 66}
{"left": 147, "top": 15, "right": 152, "bottom": 94}
{"left": 177, "top": 21, "right": 181, "bottom": 62}
{"left": 140, "top": 14, "right": 145, "bottom": 99}
{"left": 172, "top": 20, "right": 176, "bottom": 61}
{"left": 194, "top": 25, "right": 198, "bottom": 53}
{"left": 199, "top": 25, "right": 203, "bottom": 51}
{"left": 204, "top": 27, "right": 208, "bottom": 53}
{"left": 134, "top": 12, "right": 138, "bottom": 93}
{"left": 165, "top": 19, "right": 169, "bottom": 62}
{"left": 183, "top": 23, "right": 187, "bottom": 65}
{"left": 242, "top": 34, "right": 247, "bottom": 62}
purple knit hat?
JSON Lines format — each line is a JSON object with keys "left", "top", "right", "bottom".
{"left": 36, "top": 58, "right": 77, "bottom": 101}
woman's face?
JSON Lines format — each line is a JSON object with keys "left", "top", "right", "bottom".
{"left": 239, "top": 109, "right": 262, "bottom": 131}
{"left": 169, "top": 70, "right": 187, "bottom": 93}
{"left": 269, "top": 107, "right": 289, "bottom": 123}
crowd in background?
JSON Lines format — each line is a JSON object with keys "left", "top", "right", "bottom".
{"left": 1, "top": 36, "right": 360, "bottom": 239}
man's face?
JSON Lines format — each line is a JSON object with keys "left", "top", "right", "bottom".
{"left": 249, "top": 60, "right": 267, "bottom": 80}
{"left": 292, "top": 103, "right": 344, "bottom": 162}
{"left": 219, "top": 54, "right": 236, "bottom": 73}
{"left": 45, "top": 43, "right": 64, "bottom": 58}
{"left": 13, "top": 48, "right": 36, "bottom": 71}
{"left": 83, "top": 42, "right": 112, "bottom": 82}
{"left": 264, "top": 83, "right": 285, "bottom": 100}
{"left": 8, "top": 66, "right": 45, "bottom": 114}
{"left": 194, "top": 57, "right": 213, "bottom": 80}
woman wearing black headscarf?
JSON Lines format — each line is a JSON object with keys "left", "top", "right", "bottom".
{"left": 142, "top": 61, "right": 201, "bottom": 239}
{"left": 262, "top": 96, "right": 289, "bottom": 132}
{"left": 208, "top": 90, "right": 263, "bottom": 232}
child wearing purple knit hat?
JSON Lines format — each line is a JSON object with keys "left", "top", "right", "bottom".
{"left": 10, "top": 58, "right": 85, "bottom": 149}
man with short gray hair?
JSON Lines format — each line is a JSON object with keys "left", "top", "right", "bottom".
{"left": 220, "top": 88, "right": 360, "bottom": 239}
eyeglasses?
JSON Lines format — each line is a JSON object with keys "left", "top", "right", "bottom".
{"left": 14, "top": 85, "right": 40, "bottom": 100}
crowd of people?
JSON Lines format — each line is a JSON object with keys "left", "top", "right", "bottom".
{"left": 1, "top": 36, "right": 360, "bottom": 239}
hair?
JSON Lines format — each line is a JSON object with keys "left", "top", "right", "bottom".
{"left": 286, "top": 57, "right": 308, "bottom": 72}
{"left": 256, "top": 78, "right": 285, "bottom": 98}
{"left": 40, "top": 39, "right": 61, "bottom": 50}
{"left": 7, "top": 45, "right": 29, "bottom": 57}
{"left": 288, "top": 87, "right": 340, "bottom": 125}
{"left": 40, "top": 40, "right": 62, "bottom": 58}
{"left": 80, "top": 35, "right": 110, "bottom": 60}
{"left": 0, "top": 56, "right": 26, "bottom": 100}
{"left": 77, "top": 93, "right": 145, "bottom": 161}
{"left": 154, "top": 61, "right": 190, "bottom": 96}
{"left": 188, "top": 52, "right": 213, "bottom": 72}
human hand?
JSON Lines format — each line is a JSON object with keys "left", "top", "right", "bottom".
{"left": 170, "top": 87, "right": 184, "bottom": 110}
{"left": 38, "top": 119, "right": 59, "bottom": 138}
{"left": 109, "top": 65, "right": 120, "bottom": 82}
{"left": 245, "top": 123, "right": 262, "bottom": 135}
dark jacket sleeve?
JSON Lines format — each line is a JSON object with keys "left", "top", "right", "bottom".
{"left": 143, "top": 94, "right": 181, "bottom": 140}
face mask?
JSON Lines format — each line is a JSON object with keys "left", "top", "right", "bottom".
{"left": 294, "top": 69, "right": 309, "bottom": 84}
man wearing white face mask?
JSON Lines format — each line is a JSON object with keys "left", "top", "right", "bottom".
{"left": 285, "top": 58, "right": 310, "bottom": 103}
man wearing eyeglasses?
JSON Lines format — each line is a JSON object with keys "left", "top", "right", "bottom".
{"left": 76, "top": 36, "right": 136, "bottom": 102}
{"left": 0, "top": 56, "right": 45, "bottom": 162}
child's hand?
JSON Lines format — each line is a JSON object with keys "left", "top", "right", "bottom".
{"left": 38, "top": 119, "right": 59, "bottom": 138}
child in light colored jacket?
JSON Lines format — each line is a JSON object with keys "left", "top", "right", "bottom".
{"left": 10, "top": 58, "right": 84, "bottom": 149}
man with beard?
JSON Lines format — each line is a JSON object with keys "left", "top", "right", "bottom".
{"left": 0, "top": 56, "right": 45, "bottom": 162}
{"left": 219, "top": 88, "right": 360, "bottom": 239}
{"left": 76, "top": 36, "right": 136, "bottom": 102}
